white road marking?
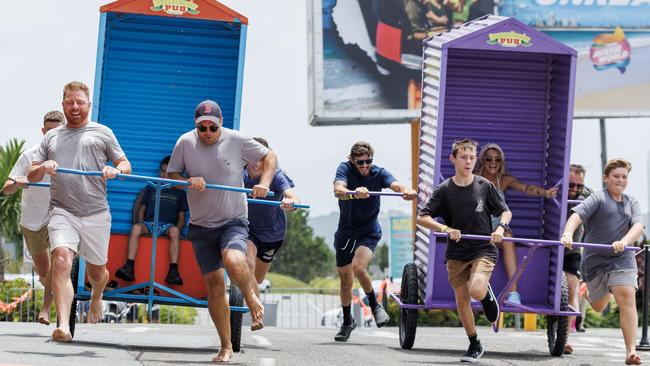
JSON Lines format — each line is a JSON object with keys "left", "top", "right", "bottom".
{"left": 257, "top": 358, "right": 276, "bottom": 366}
{"left": 124, "top": 327, "right": 158, "bottom": 333}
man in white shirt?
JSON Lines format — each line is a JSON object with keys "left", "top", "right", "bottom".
{"left": 2, "top": 110, "right": 64, "bottom": 325}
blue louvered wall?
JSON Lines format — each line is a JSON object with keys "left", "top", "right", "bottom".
{"left": 92, "top": 12, "right": 246, "bottom": 234}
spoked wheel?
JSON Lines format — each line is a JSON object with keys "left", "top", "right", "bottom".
{"left": 229, "top": 284, "right": 244, "bottom": 353}
{"left": 56, "top": 256, "right": 79, "bottom": 339}
{"left": 399, "top": 263, "right": 419, "bottom": 349}
{"left": 547, "top": 273, "right": 569, "bottom": 356}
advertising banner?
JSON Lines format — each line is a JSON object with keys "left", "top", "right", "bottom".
{"left": 389, "top": 216, "right": 413, "bottom": 280}
{"left": 310, "top": 0, "right": 650, "bottom": 125}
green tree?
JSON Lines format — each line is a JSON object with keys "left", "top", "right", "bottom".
{"left": 271, "top": 210, "right": 334, "bottom": 283}
{"left": 372, "top": 242, "right": 389, "bottom": 273}
{"left": 0, "top": 138, "right": 26, "bottom": 281}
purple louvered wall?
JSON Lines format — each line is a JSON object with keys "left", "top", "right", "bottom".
{"left": 417, "top": 16, "right": 577, "bottom": 312}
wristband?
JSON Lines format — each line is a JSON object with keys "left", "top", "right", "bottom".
{"left": 440, "top": 225, "right": 449, "bottom": 233}
{"left": 348, "top": 194, "right": 355, "bottom": 200}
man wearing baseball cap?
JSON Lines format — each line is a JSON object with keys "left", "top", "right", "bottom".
{"left": 167, "top": 99, "right": 276, "bottom": 363}
{"left": 3, "top": 110, "right": 65, "bottom": 326}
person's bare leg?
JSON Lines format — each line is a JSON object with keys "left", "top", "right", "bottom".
{"left": 563, "top": 272, "right": 580, "bottom": 353}
{"left": 254, "top": 259, "right": 271, "bottom": 286}
{"left": 51, "top": 247, "right": 75, "bottom": 341}
{"left": 32, "top": 250, "right": 52, "bottom": 324}
{"left": 222, "top": 248, "right": 264, "bottom": 329}
{"left": 454, "top": 284, "right": 476, "bottom": 335}
{"left": 204, "top": 269, "right": 233, "bottom": 362}
{"left": 245, "top": 240, "right": 260, "bottom": 298}
{"left": 351, "top": 247, "right": 374, "bottom": 293}
{"left": 127, "top": 224, "right": 146, "bottom": 260}
{"left": 612, "top": 285, "right": 640, "bottom": 363}
{"left": 168, "top": 226, "right": 180, "bottom": 263}
{"left": 338, "top": 265, "right": 354, "bottom": 307}
{"left": 501, "top": 232, "right": 517, "bottom": 292}
{"left": 589, "top": 292, "right": 612, "bottom": 313}
{"left": 468, "top": 272, "right": 490, "bottom": 303}
{"left": 86, "top": 262, "right": 109, "bottom": 324}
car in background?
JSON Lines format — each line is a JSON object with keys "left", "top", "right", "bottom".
{"left": 259, "top": 279, "right": 271, "bottom": 293}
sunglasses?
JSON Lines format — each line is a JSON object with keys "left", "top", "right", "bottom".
{"left": 569, "top": 183, "right": 584, "bottom": 189}
{"left": 197, "top": 125, "right": 219, "bottom": 133}
{"left": 355, "top": 158, "right": 373, "bottom": 166}
{"left": 484, "top": 157, "right": 502, "bottom": 163}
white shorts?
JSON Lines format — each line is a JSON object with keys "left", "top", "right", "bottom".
{"left": 48, "top": 207, "right": 111, "bottom": 265}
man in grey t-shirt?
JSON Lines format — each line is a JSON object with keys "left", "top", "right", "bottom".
{"left": 562, "top": 159, "right": 645, "bottom": 365}
{"left": 167, "top": 99, "right": 276, "bottom": 363}
{"left": 28, "top": 81, "right": 131, "bottom": 343}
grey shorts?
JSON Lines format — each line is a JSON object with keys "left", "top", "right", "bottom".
{"left": 187, "top": 219, "right": 248, "bottom": 275}
{"left": 586, "top": 269, "right": 638, "bottom": 302}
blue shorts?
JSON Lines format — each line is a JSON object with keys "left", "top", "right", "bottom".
{"left": 334, "top": 232, "right": 381, "bottom": 267}
{"left": 187, "top": 219, "right": 248, "bottom": 274}
{"left": 143, "top": 221, "right": 174, "bottom": 237}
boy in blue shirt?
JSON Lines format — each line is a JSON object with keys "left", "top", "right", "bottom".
{"left": 116, "top": 156, "right": 189, "bottom": 285}
{"left": 333, "top": 141, "right": 417, "bottom": 341}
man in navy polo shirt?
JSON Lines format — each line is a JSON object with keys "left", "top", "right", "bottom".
{"left": 332, "top": 141, "right": 417, "bottom": 341}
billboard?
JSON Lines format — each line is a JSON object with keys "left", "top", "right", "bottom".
{"left": 389, "top": 216, "right": 413, "bottom": 280}
{"left": 308, "top": 0, "right": 650, "bottom": 125}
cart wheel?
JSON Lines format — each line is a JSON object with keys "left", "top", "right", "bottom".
{"left": 399, "top": 263, "right": 419, "bottom": 349}
{"left": 547, "top": 273, "right": 569, "bottom": 356}
{"left": 229, "top": 285, "right": 244, "bottom": 353}
{"left": 56, "top": 256, "right": 79, "bottom": 339}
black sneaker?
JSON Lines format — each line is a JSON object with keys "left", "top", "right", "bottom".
{"left": 165, "top": 267, "right": 184, "bottom": 285}
{"left": 115, "top": 264, "right": 135, "bottom": 282}
{"left": 480, "top": 283, "right": 500, "bottom": 331}
{"left": 460, "top": 341, "right": 484, "bottom": 363}
{"left": 334, "top": 318, "right": 357, "bottom": 342}
{"left": 372, "top": 304, "right": 390, "bottom": 328}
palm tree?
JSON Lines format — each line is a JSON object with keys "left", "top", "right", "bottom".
{"left": 0, "top": 138, "right": 25, "bottom": 281}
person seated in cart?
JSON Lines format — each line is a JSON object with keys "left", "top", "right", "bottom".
{"left": 332, "top": 141, "right": 417, "bottom": 342}
{"left": 562, "top": 159, "right": 645, "bottom": 366}
{"left": 417, "top": 138, "right": 511, "bottom": 363}
{"left": 115, "top": 155, "right": 189, "bottom": 286}
{"left": 473, "top": 142, "right": 558, "bottom": 305}
{"left": 244, "top": 137, "right": 300, "bottom": 297}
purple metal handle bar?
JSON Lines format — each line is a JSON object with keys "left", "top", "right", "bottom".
{"left": 432, "top": 232, "right": 638, "bottom": 251}
{"left": 345, "top": 190, "right": 405, "bottom": 197}
{"left": 57, "top": 167, "right": 274, "bottom": 197}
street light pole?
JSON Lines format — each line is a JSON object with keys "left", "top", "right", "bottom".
{"left": 638, "top": 149, "right": 650, "bottom": 350}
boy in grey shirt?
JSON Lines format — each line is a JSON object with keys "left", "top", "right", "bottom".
{"left": 562, "top": 158, "right": 645, "bottom": 365}
{"left": 167, "top": 99, "right": 276, "bottom": 363}
{"left": 29, "top": 81, "right": 131, "bottom": 343}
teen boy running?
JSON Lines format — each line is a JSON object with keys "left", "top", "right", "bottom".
{"left": 416, "top": 139, "right": 512, "bottom": 363}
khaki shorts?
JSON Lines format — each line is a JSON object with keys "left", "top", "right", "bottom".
{"left": 48, "top": 207, "right": 111, "bottom": 265}
{"left": 21, "top": 225, "right": 49, "bottom": 256}
{"left": 586, "top": 269, "right": 638, "bottom": 303}
{"left": 446, "top": 257, "right": 495, "bottom": 289}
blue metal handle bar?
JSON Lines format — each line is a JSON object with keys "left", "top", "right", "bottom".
{"left": 9, "top": 177, "right": 51, "bottom": 188}
{"left": 56, "top": 168, "right": 274, "bottom": 197}
{"left": 432, "top": 232, "right": 638, "bottom": 251}
{"left": 247, "top": 198, "right": 310, "bottom": 209}
{"left": 345, "top": 190, "right": 405, "bottom": 197}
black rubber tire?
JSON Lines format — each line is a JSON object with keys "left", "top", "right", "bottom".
{"left": 547, "top": 273, "right": 569, "bottom": 356}
{"left": 55, "top": 256, "right": 79, "bottom": 338}
{"left": 399, "top": 263, "right": 419, "bottom": 350}
{"left": 229, "top": 285, "right": 244, "bottom": 353}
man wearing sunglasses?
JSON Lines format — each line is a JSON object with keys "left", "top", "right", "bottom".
{"left": 167, "top": 99, "right": 276, "bottom": 363}
{"left": 332, "top": 141, "right": 417, "bottom": 342}
{"left": 564, "top": 163, "right": 594, "bottom": 352}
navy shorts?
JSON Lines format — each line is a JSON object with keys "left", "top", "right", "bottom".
{"left": 249, "top": 233, "right": 283, "bottom": 263}
{"left": 334, "top": 232, "right": 381, "bottom": 267}
{"left": 187, "top": 219, "right": 248, "bottom": 275}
